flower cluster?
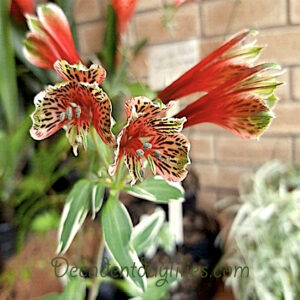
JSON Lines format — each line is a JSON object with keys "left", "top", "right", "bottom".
{"left": 27, "top": 5, "right": 281, "bottom": 185}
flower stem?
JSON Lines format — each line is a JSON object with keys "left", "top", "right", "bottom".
{"left": 90, "top": 127, "right": 109, "bottom": 168}
{"left": 88, "top": 233, "right": 105, "bottom": 300}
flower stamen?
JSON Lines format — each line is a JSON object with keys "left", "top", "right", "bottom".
{"left": 75, "top": 106, "right": 81, "bottom": 118}
{"left": 136, "top": 149, "right": 144, "bottom": 157}
{"left": 154, "top": 150, "right": 162, "bottom": 159}
{"left": 59, "top": 112, "right": 66, "bottom": 122}
{"left": 66, "top": 107, "right": 73, "bottom": 120}
{"left": 143, "top": 142, "right": 152, "bottom": 150}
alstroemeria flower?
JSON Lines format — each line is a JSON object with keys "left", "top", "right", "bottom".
{"left": 109, "top": 97, "right": 190, "bottom": 184}
{"left": 111, "top": 0, "right": 137, "bottom": 33}
{"left": 10, "top": 0, "right": 35, "bottom": 23}
{"left": 158, "top": 29, "right": 281, "bottom": 139}
{"left": 30, "top": 60, "right": 115, "bottom": 155}
{"left": 23, "top": 3, "right": 81, "bottom": 69}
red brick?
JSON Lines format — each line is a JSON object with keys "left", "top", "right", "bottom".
{"left": 77, "top": 21, "right": 106, "bottom": 55}
{"left": 215, "top": 137, "right": 292, "bottom": 165}
{"left": 135, "top": 3, "right": 200, "bottom": 45}
{"left": 201, "top": 27, "right": 300, "bottom": 67}
{"left": 202, "top": 0, "right": 287, "bottom": 37}
{"left": 190, "top": 135, "right": 214, "bottom": 161}
{"left": 136, "top": 0, "right": 162, "bottom": 11}
{"left": 290, "top": 0, "right": 300, "bottom": 24}
{"left": 295, "top": 138, "right": 300, "bottom": 164}
{"left": 291, "top": 67, "right": 300, "bottom": 101}
{"left": 195, "top": 163, "right": 252, "bottom": 189}
{"left": 267, "top": 103, "right": 300, "bottom": 135}
{"left": 257, "top": 27, "right": 300, "bottom": 66}
{"left": 74, "top": 0, "right": 102, "bottom": 23}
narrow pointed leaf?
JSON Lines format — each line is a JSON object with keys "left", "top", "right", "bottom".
{"left": 57, "top": 179, "right": 93, "bottom": 254}
{"left": 101, "top": 193, "right": 147, "bottom": 292}
{"left": 125, "top": 176, "right": 184, "bottom": 203}
{"left": 91, "top": 183, "right": 105, "bottom": 219}
{"left": 132, "top": 208, "right": 165, "bottom": 255}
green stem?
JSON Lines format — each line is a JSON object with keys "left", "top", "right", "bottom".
{"left": 90, "top": 127, "right": 109, "bottom": 168}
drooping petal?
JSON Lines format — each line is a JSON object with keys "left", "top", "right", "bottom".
{"left": 37, "top": 4, "right": 81, "bottom": 64}
{"left": 180, "top": 91, "right": 274, "bottom": 139}
{"left": 158, "top": 29, "right": 258, "bottom": 103}
{"left": 30, "top": 87, "right": 69, "bottom": 140}
{"left": 24, "top": 32, "right": 62, "bottom": 69}
{"left": 177, "top": 63, "right": 280, "bottom": 120}
{"left": 150, "top": 133, "right": 190, "bottom": 182}
{"left": 54, "top": 60, "right": 106, "bottom": 85}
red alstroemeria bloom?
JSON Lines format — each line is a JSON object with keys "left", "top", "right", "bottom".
{"left": 109, "top": 97, "right": 190, "bottom": 184}
{"left": 23, "top": 3, "right": 82, "bottom": 69}
{"left": 111, "top": 0, "right": 137, "bottom": 33}
{"left": 158, "top": 29, "right": 281, "bottom": 139}
{"left": 30, "top": 60, "right": 115, "bottom": 155}
{"left": 10, "top": 0, "right": 35, "bottom": 23}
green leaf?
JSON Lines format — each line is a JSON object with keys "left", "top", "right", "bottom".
{"left": 91, "top": 183, "right": 105, "bottom": 219}
{"left": 30, "top": 210, "right": 60, "bottom": 233}
{"left": 34, "top": 294, "right": 60, "bottom": 300}
{"left": 139, "top": 270, "right": 180, "bottom": 300}
{"left": 99, "top": 4, "right": 117, "bottom": 76}
{"left": 126, "top": 82, "right": 156, "bottom": 99}
{"left": 156, "top": 223, "right": 176, "bottom": 255}
{"left": 0, "top": 0, "right": 18, "bottom": 132}
{"left": 101, "top": 192, "right": 147, "bottom": 292}
{"left": 57, "top": 179, "right": 94, "bottom": 254}
{"left": 132, "top": 208, "right": 165, "bottom": 255}
{"left": 62, "top": 276, "right": 86, "bottom": 300}
{"left": 116, "top": 271, "right": 181, "bottom": 300}
{"left": 125, "top": 176, "right": 184, "bottom": 203}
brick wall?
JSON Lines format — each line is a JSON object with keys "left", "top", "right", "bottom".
{"left": 75, "top": 0, "right": 300, "bottom": 214}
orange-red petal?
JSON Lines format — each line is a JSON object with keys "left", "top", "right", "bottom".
{"left": 37, "top": 4, "right": 81, "bottom": 64}
{"left": 54, "top": 60, "right": 106, "bottom": 85}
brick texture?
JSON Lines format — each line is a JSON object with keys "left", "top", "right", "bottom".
{"left": 135, "top": 3, "right": 200, "bottom": 45}
{"left": 257, "top": 28, "right": 300, "bottom": 66}
{"left": 136, "top": 0, "right": 162, "bottom": 11}
{"left": 290, "top": 0, "right": 300, "bottom": 24}
{"left": 295, "top": 138, "right": 300, "bottom": 165}
{"left": 267, "top": 104, "right": 300, "bottom": 135}
{"left": 190, "top": 135, "right": 214, "bottom": 161}
{"left": 201, "top": 0, "right": 287, "bottom": 37}
{"left": 77, "top": 21, "right": 106, "bottom": 55}
{"left": 215, "top": 137, "right": 292, "bottom": 165}
{"left": 291, "top": 67, "right": 300, "bottom": 100}
{"left": 196, "top": 164, "right": 252, "bottom": 190}
{"left": 74, "top": 0, "right": 102, "bottom": 23}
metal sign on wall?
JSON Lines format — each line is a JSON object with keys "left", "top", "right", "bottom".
{"left": 148, "top": 39, "right": 200, "bottom": 91}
